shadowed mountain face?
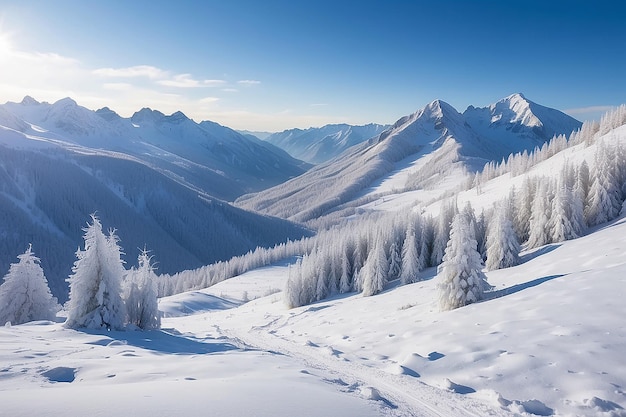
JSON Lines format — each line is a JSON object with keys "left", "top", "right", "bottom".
{"left": 236, "top": 94, "right": 581, "bottom": 223}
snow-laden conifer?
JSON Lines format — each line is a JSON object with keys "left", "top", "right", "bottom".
{"left": 485, "top": 202, "right": 521, "bottom": 271}
{"left": 125, "top": 249, "right": 161, "bottom": 330}
{"left": 387, "top": 241, "right": 402, "bottom": 281}
{"left": 438, "top": 212, "right": 490, "bottom": 311}
{"left": 400, "top": 223, "right": 421, "bottom": 285}
{"left": 586, "top": 143, "right": 623, "bottom": 226}
{"left": 65, "top": 215, "right": 126, "bottom": 330}
{"left": 361, "top": 233, "right": 388, "bottom": 297}
{"left": 526, "top": 180, "right": 552, "bottom": 249}
{"left": 0, "top": 245, "right": 59, "bottom": 325}
{"left": 549, "top": 177, "right": 578, "bottom": 242}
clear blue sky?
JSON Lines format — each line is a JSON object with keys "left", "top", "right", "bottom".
{"left": 0, "top": 0, "right": 624, "bottom": 131}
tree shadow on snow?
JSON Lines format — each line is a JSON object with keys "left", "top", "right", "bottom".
{"left": 84, "top": 328, "right": 240, "bottom": 355}
{"left": 520, "top": 243, "right": 562, "bottom": 264}
{"left": 484, "top": 274, "right": 567, "bottom": 301}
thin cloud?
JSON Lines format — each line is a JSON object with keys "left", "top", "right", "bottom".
{"left": 564, "top": 105, "right": 615, "bottom": 115}
{"left": 237, "top": 80, "right": 261, "bottom": 86}
{"left": 157, "top": 75, "right": 227, "bottom": 88}
{"left": 203, "top": 79, "right": 227, "bottom": 87}
{"left": 102, "top": 82, "right": 133, "bottom": 91}
{"left": 199, "top": 97, "right": 220, "bottom": 104}
{"left": 93, "top": 65, "right": 167, "bottom": 79}
{"left": 157, "top": 74, "right": 202, "bottom": 88}
{"left": 222, "top": 88, "right": 238, "bottom": 92}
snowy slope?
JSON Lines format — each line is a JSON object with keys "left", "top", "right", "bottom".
{"left": 237, "top": 94, "right": 581, "bottom": 224}
{"left": 265, "top": 123, "right": 389, "bottom": 164}
{"left": 156, "top": 213, "right": 626, "bottom": 417}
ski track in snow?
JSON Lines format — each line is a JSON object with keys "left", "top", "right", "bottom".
{"left": 189, "top": 318, "right": 515, "bottom": 417}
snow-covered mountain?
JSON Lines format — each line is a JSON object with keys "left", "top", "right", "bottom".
{"left": 264, "top": 123, "right": 389, "bottom": 164}
{"left": 0, "top": 97, "right": 312, "bottom": 301}
{"left": 236, "top": 94, "right": 581, "bottom": 224}
{"left": 1, "top": 97, "right": 309, "bottom": 201}
{"left": 5, "top": 118, "right": 625, "bottom": 417}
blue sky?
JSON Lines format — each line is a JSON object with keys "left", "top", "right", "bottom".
{"left": 0, "top": 0, "right": 624, "bottom": 131}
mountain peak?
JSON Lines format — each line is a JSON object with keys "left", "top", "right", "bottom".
{"left": 53, "top": 97, "right": 78, "bottom": 108}
{"left": 20, "top": 96, "right": 40, "bottom": 106}
{"left": 490, "top": 93, "right": 541, "bottom": 128}
{"left": 95, "top": 107, "right": 121, "bottom": 122}
{"left": 164, "top": 110, "right": 189, "bottom": 123}
{"left": 131, "top": 107, "right": 165, "bottom": 124}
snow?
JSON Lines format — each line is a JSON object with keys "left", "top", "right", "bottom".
{"left": 0, "top": 322, "right": 382, "bottom": 417}
{"left": 0, "top": 96, "right": 621, "bottom": 416}
{"left": 2, "top": 212, "right": 625, "bottom": 415}
{"left": 167, "top": 216, "right": 626, "bottom": 416}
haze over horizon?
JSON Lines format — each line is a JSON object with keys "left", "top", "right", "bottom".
{"left": 0, "top": 0, "right": 624, "bottom": 131}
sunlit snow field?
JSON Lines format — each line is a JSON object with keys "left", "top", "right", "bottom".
{"left": 1, "top": 215, "right": 625, "bottom": 416}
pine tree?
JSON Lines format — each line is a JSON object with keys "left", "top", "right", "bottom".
{"left": 400, "top": 224, "right": 421, "bottom": 285}
{"left": 65, "top": 215, "right": 127, "bottom": 330}
{"left": 514, "top": 178, "right": 534, "bottom": 242}
{"left": 485, "top": 202, "right": 521, "bottom": 271}
{"left": 0, "top": 245, "right": 59, "bottom": 325}
{"left": 438, "top": 212, "right": 490, "bottom": 311}
{"left": 387, "top": 241, "right": 402, "bottom": 280}
{"left": 586, "top": 143, "right": 622, "bottom": 226}
{"left": 549, "top": 177, "right": 578, "bottom": 242}
{"left": 361, "top": 234, "right": 388, "bottom": 297}
{"left": 431, "top": 203, "right": 456, "bottom": 266}
{"left": 526, "top": 180, "right": 552, "bottom": 249}
{"left": 125, "top": 249, "right": 161, "bottom": 330}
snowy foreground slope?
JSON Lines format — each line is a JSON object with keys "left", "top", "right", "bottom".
{"left": 2, "top": 217, "right": 623, "bottom": 416}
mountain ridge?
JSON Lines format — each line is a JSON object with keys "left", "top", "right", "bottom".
{"left": 236, "top": 94, "right": 582, "bottom": 224}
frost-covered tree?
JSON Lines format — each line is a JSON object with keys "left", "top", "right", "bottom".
{"left": 549, "top": 178, "right": 578, "bottom": 242}
{"left": 514, "top": 178, "right": 535, "bottom": 242}
{"left": 438, "top": 212, "right": 490, "bottom": 311}
{"left": 361, "top": 233, "right": 388, "bottom": 297}
{"left": 387, "top": 241, "right": 402, "bottom": 281}
{"left": 526, "top": 180, "right": 552, "bottom": 249}
{"left": 431, "top": 203, "right": 456, "bottom": 266}
{"left": 125, "top": 250, "right": 161, "bottom": 330}
{"left": 0, "top": 245, "right": 59, "bottom": 325}
{"left": 65, "top": 215, "right": 126, "bottom": 330}
{"left": 400, "top": 223, "right": 421, "bottom": 285}
{"left": 586, "top": 143, "right": 623, "bottom": 226}
{"left": 338, "top": 240, "right": 353, "bottom": 293}
{"left": 485, "top": 202, "right": 521, "bottom": 271}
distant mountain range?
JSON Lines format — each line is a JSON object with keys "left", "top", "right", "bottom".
{"left": 262, "top": 123, "right": 389, "bottom": 164}
{"left": 236, "top": 93, "right": 582, "bottom": 223}
{"left": 0, "top": 97, "right": 311, "bottom": 301}
{"left": 2, "top": 97, "right": 309, "bottom": 201}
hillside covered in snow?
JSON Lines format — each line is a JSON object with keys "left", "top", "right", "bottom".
{"left": 236, "top": 94, "right": 581, "bottom": 225}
